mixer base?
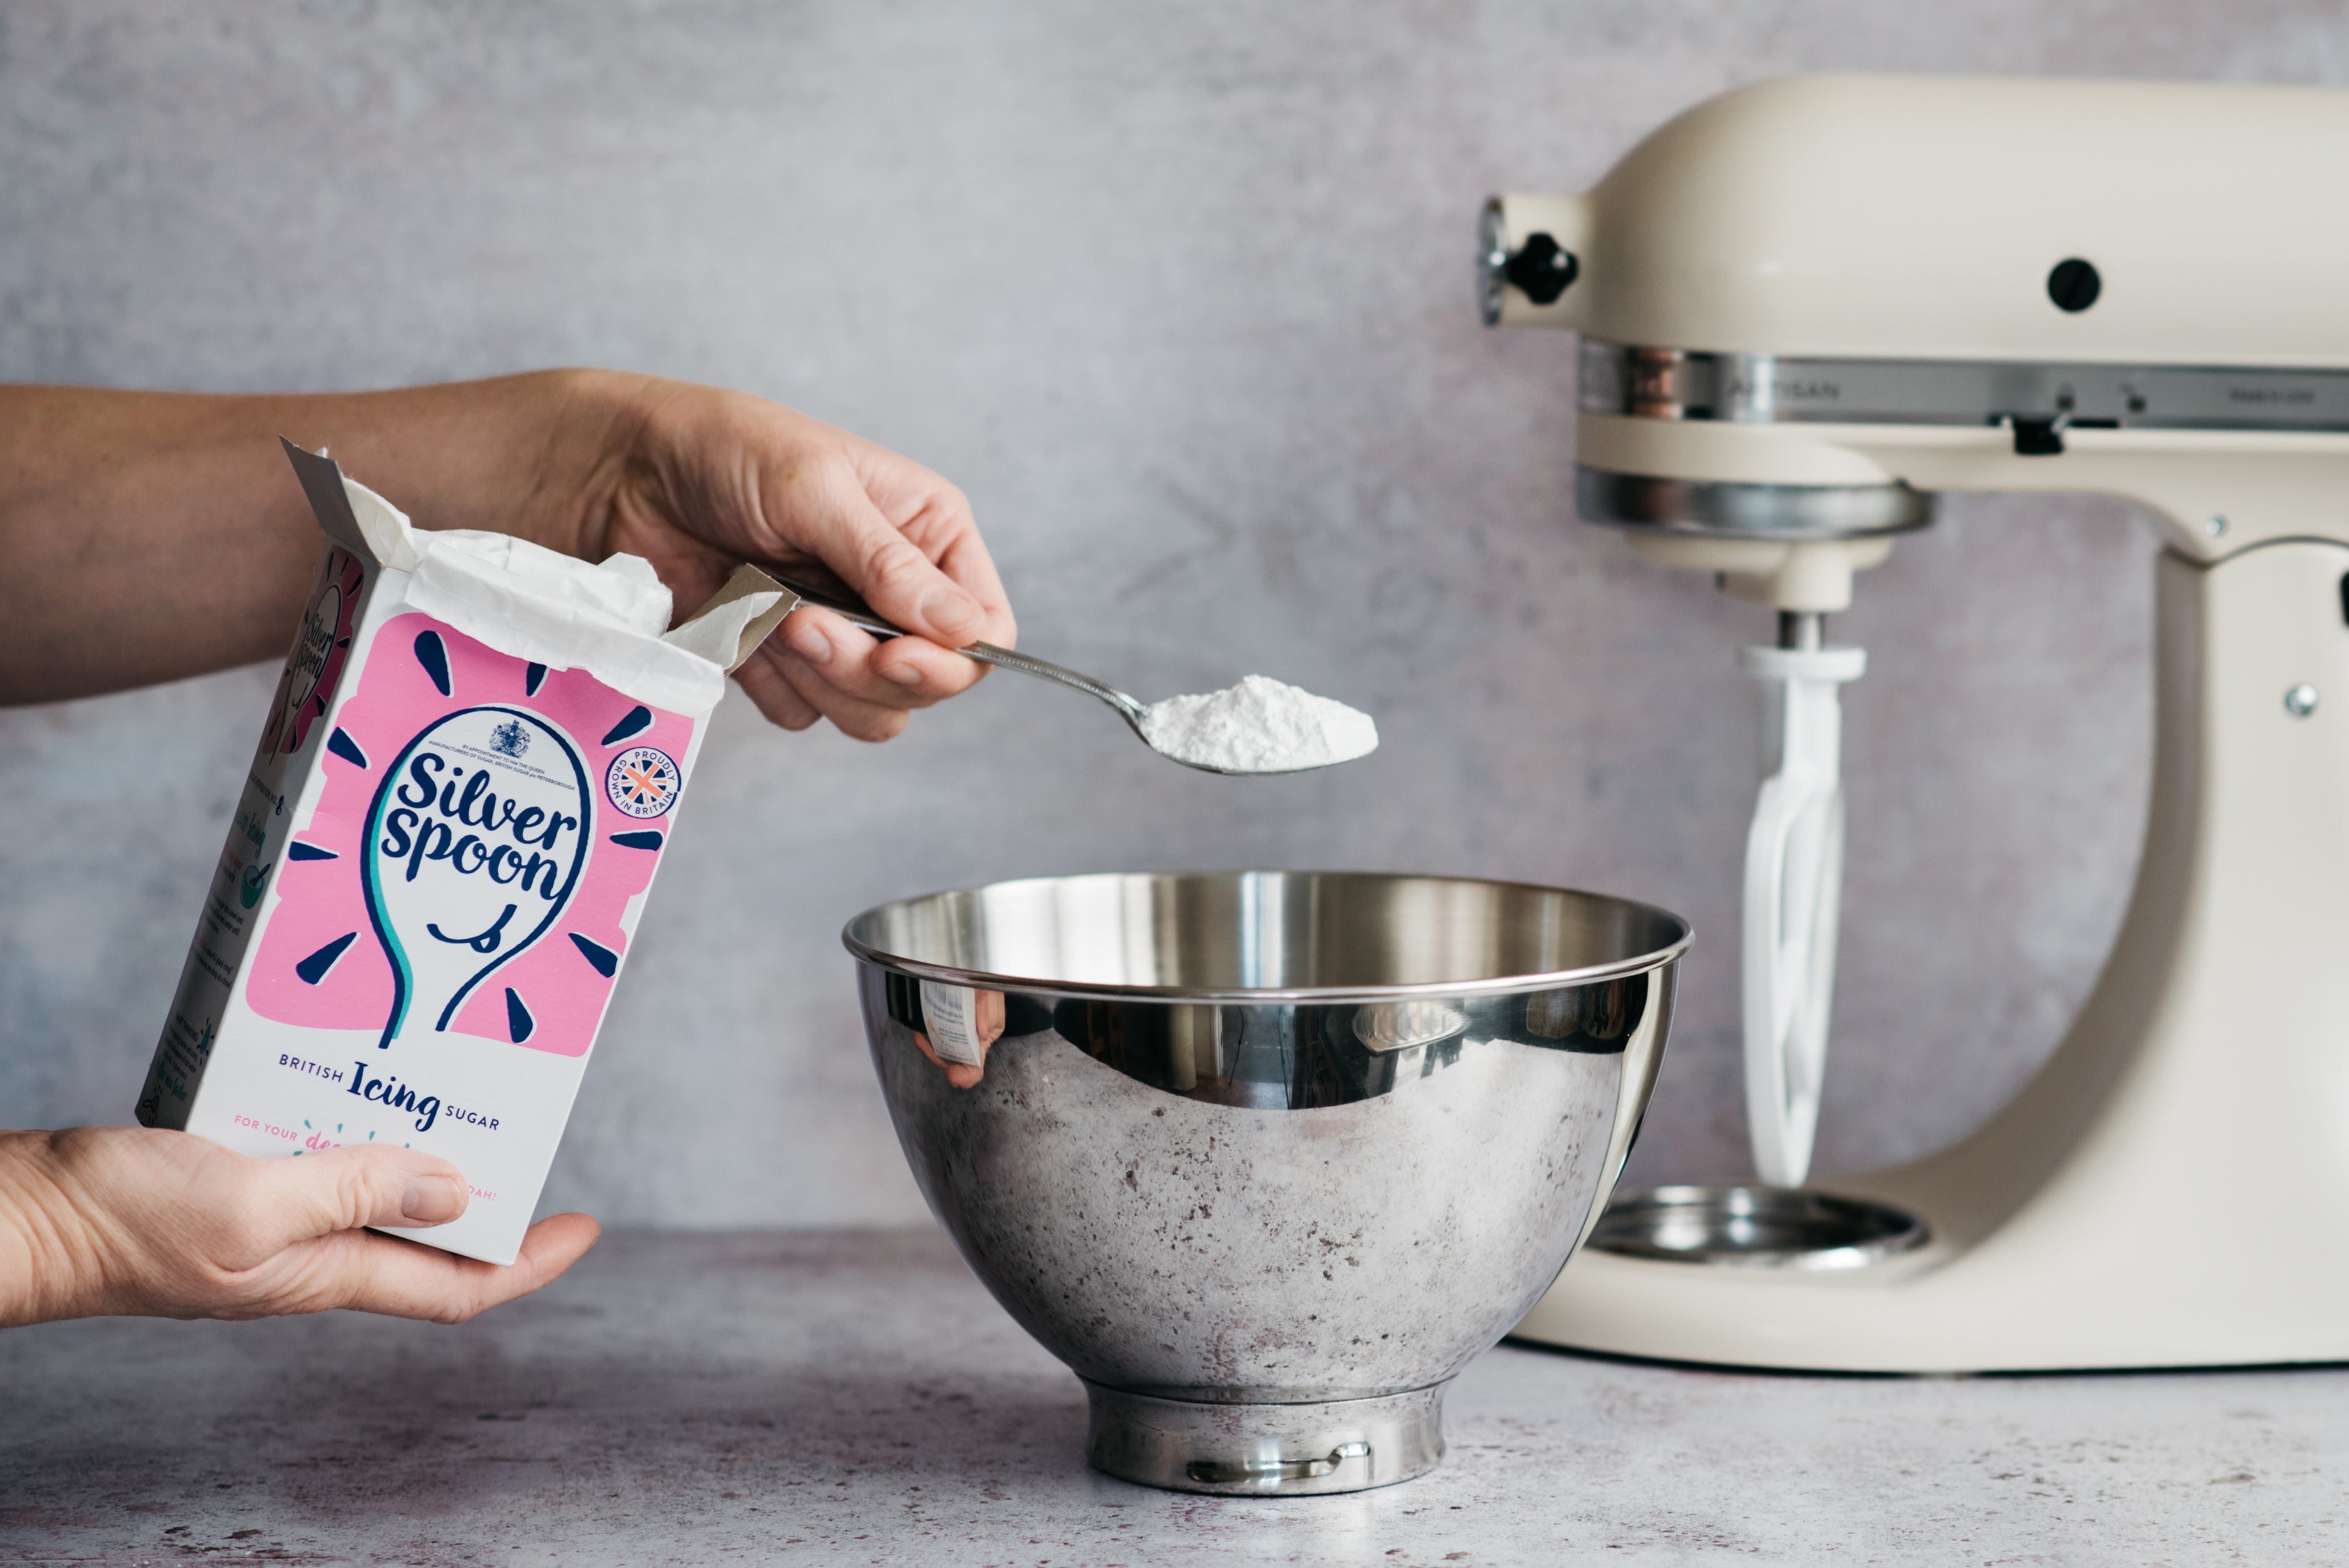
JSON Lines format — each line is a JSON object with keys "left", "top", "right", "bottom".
{"left": 1082, "top": 1381, "right": 1445, "bottom": 1495}
{"left": 1518, "top": 542, "right": 2349, "bottom": 1373}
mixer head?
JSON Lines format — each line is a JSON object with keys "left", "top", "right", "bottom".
{"left": 1480, "top": 73, "right": 2349, "bottom": 575}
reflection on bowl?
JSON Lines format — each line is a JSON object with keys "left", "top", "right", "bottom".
{"left": 846, "top": 871, "right": 1688, "bottom": 1495}
{"left": 1351, "top": 999, "right": 1469, "bottom": 1052}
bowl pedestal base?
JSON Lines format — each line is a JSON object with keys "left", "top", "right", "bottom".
{"left": 1082, "top": 1381, "right": 1445, "bottom": 1496}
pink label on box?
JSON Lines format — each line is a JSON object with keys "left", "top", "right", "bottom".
{"left": 250, "top": 612, "right": 694, "bottom": 1058}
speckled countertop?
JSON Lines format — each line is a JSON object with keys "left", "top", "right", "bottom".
{"left": 4, "top": 1229, "right": 2343, "bottom": 1566}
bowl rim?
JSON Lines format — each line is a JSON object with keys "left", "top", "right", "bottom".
{"left": 840, "top": 868, "right": 1693, "bottom": 1004}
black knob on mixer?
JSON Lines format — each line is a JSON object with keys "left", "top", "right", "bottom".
{"left": 1504, "top": 232, "right": 1580, "bottom": 305}
{"left": 2047, "top": 258, "right": 2101, "bottom": 313}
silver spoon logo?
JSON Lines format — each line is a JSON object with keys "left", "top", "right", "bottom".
{"left": 360, "top": 705, "right": 592, "bottom": 1049}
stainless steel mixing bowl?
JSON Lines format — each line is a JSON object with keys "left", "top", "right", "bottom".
{"left": 845, "top": 871, "right": 1689, "bottom": 1495}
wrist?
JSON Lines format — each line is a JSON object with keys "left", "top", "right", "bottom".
{"left": 515, "top": 366, "right": 667, "bottom": 565}
{"left": 277, "top": 370, "right": 656, "bottom": 565}
{"left": 0, "top": 1132, "right": 107, "bottom": 1328}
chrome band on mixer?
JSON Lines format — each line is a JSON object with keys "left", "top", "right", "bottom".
{"left": 1578, "top": 340, "right": 2349, "bottom": 433}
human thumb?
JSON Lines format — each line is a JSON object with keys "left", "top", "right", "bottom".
{"left": 237, "top": 1145, "right": 469, "bottom": 1252}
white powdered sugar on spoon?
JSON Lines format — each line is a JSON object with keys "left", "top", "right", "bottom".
{"left": 1138, "top": 674, "right": 1379, "bottom": 775}
{"left": 761, "top": 576, "right": 1378, "bottom": 775}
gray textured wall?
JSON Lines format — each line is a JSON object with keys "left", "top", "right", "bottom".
{"left": 2, "top": 1, "right": 2335, "bottom": 1226}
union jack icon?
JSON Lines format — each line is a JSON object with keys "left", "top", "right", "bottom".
{"left": 604, "top": 745, "right": 681, "bottom": 819}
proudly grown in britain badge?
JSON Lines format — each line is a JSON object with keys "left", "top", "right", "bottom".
{"left": 605, "top": 746, "right": 680, "bottom": 819}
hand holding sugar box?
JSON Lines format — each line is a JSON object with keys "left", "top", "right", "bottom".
{"left": 138, "top": 441, "right": 793, "bottom": 1265}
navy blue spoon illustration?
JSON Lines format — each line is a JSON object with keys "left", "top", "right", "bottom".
{"left": 360, "top": 704, "right": 592, "bottom": 1049}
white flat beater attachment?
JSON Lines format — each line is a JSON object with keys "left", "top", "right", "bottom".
{"left": 1740, "top": 613, "right": 1865, "bottom": 1190}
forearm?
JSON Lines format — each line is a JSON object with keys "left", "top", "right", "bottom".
{"left": 0, "top": 372, "right": 644, "bottom": 705}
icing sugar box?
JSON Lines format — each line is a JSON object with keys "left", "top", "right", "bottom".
{"left": 137, "top": 442, "right": 790, "bottom": 1264}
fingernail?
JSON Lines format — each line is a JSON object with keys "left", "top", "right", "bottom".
{"left": 918, "top": 585, "right": 982, "bottom": 639}
{"left": 401, "top": 1176, "right": 464, "bottom": 1224}
{"left": 881, "top": 663, "right": 922, "bottom": 688}
{"left": 787, "top": 619, "right": 833, "bottom": 664}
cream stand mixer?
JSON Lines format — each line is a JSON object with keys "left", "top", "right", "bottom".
{"left": 1482, "top": 73, "right": 2349, "bottom": 1372}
